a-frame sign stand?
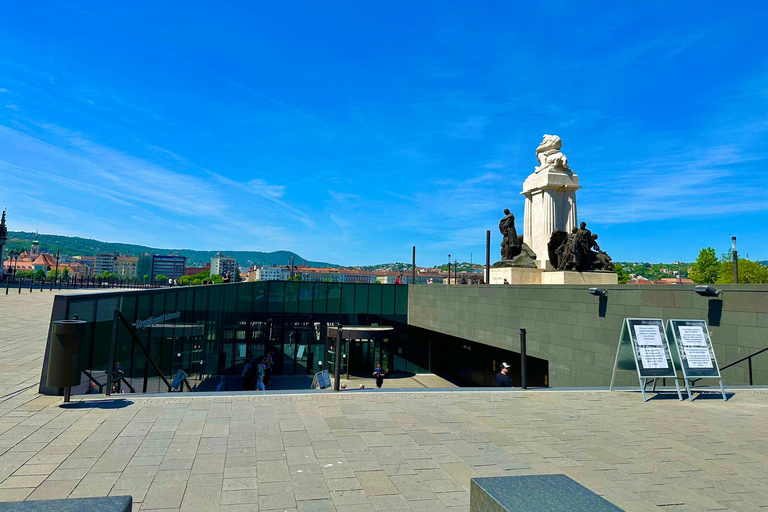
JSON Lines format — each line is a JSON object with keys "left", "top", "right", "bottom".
{"left": 610, "top": 318, "right": 682, "bottom": 401}
{"left": 667, "top": 319, "right": 726, "bottom": 401}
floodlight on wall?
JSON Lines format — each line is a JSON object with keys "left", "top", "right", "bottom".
{"left": 695, "top": 285, "right": 721, "bottom": 297}
{"left": 588, "top": 288, "right": 607, "bottom": 296}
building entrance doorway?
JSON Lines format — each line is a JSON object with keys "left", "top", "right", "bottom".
{"left": 326, "top": 326, "right": 394, "bottom": 381}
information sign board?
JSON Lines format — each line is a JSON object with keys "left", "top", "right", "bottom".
{"left": 666, "top": 319, "right": 726, "bottom": 401}
{"left": 610, "top": 318, "right": 681, "bottom": 401}
{"left": 313, "top": 370, "right": 332, "bottom": 389}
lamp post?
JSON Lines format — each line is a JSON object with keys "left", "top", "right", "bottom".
{"left": 447, "top": 254, "right": 451, "bottom": 285}
{"left": 732, "top": 236, "right": 738, "bottom": 284}
{"left": 54, "top": 247, "right": 60, "bottom": 283}
{"left": 454, "top": 259, "right": 458, "bottom": 284}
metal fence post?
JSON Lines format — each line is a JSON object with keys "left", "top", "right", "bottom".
{"left": 520, "top": 328, "right": 528, "bottom": 389}
{"left": 333, "top": 327, "right": 343, "bottom": 391}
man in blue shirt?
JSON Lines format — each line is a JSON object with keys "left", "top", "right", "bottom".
{"left": 496, "top": 362, "right": 513, "bottom": 387}
{"left": 373, "top": 364, "right": 386, "bottom": 388}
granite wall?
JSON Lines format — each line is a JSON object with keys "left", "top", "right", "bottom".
{"left": 407, "top": 284, "right": 768, "bottom": 387}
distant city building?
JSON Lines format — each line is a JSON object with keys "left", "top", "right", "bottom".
{"left": 151, "top": 254, "right": 186, "bottom": 281}
{"left": 65, "top": 262, "right": 92, "bottom": 278}
{"left": 375, "top": 272, "right": 444, "bottom": 285}
{"left": 211, "top": 253, "right": 237, "bottom": 277}
{"left": 94, "top": 253, "right": 117, "bottom": 274}
{"left": 32, "top": 254, "right": 57, "bottom": 273}
{"left": 137, "top": 254, "right": 153, "bottom": 280}
{"left": 294, "top": 266, "right": 377, "bottom": 283}
{"left": 185, "top": 263, "right": 211, "bottom": 276}
{"left": 115, "top": 256, "right": 138, "bottom": 278}
{"left": 29, "top": 232, "right": 40, "bottom": 260}
{"left": 256, "top": 265, "right": 290, "bottom": 281}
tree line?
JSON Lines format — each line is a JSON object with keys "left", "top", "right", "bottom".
{"left": 689, "top": 247, "right": 768, "bottom": 284}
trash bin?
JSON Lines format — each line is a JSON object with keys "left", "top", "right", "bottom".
{"left": 46, "top": 320, "right": 86, "bottom": 388}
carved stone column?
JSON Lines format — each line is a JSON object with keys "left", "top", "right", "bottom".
{"left": 521, "top": 167, "right": 580, "bottom": 269}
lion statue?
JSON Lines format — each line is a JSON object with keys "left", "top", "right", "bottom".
{"left": 535, "top": 134, "right": 570, "bottom": 172}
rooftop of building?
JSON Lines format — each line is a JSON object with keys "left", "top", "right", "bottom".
{"left": 0, "top": 289, "right": 765, "bottom": 510}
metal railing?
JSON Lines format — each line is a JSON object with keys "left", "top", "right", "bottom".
{"left": 693, "top": 346, "right": 768, "bottom": 386}
{"left": 4, "top": 276, "right": 158, "bottom": 294}
{"left": 105, "top": 310, "right": 192, "bottom": 395}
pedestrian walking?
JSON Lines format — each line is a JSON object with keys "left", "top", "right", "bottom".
{"left": 256, "top": 359, "right": 266, "bottom": 391}
{"left": 262, "top": 352, "right": 273, "bottom": 386}
{"left": 373, "top": 363, "right": 386, "bottom": 389}
{"left": 496, "top": 362, "right": 513, "bottom": 387}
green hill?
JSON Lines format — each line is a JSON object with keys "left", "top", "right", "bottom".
{"left": 6, "top": 231, "right": 337, "bottom": 268}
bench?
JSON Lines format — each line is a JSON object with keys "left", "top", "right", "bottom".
{"left": 0, "top": 496, "right": 131, "bottom": 512}
{"left": 470, "top": 475, "right": 624, "bottom": 512}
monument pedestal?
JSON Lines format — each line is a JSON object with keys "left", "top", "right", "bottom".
{"left": 490, "top": 267, "right": 618, "bottom": 286}
{"left": 490, "top": 267, "right": 543, "bottom": 285}
{"left": 541, "top": 271, "right": 618, "bottom": 285}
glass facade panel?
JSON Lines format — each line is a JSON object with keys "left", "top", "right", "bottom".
{"left": 381, "top": 285, "right": 395, "bottom": 317}
{"left": 284, "top": 282, "right": 299, "bottom": 313}
{"left": 327, "top": 284, "right": 341, "bottom": 314}
{"left": 298, "top": 282, "right": 313, "bottom": 313}
{"left": 268, "top": 282, "right": 284, "bottom": 313}
{"left": 313, "top": 283, "right": 328, "bottom": 314}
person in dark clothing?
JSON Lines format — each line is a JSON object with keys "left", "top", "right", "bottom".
{"left": 373, "top": 363, "right": 386, "bottom": 388}
{"left": 496, "top": 362, "right": 513, "bottom": 387}
{"left": 242, "top": 358, "right": 255, "bottom": 391}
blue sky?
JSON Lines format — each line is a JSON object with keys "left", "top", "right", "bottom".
{"left": 1, "top": 1, "right": 767, "bottom": 266}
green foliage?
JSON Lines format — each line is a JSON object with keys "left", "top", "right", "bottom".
{"left": 179, "top": 275, "right": 192, "bottom": 286}
{"left": 210, "top": 274, "right": 223, "bottom": 284}
{"left": 155, "top": 274, "right": 168, "bottom": 282}
{"left": 716, "top": 258, "right": 768, "bottom": 284}
{"left": 614, "top": 263, "right": 629, "bottom": 284}
{"left": 234, "top": 266, "right": 242, "bottom": 282}
{"left": 61, "top": 268, "right": 69, "bottom": 280}
{"left": 191, "top": 278, "right": 202, "bottom": 286}
{"left": 34, "top": 269, "right": 45, "bottom": 281}
{"left": 143, "top": 275, "right": 149, "bottom": 282}
{"left": 286, "top": 274, "right": 302, "bottom": 281}
{"left": 689, "top": 248, "right": 720, "bottom": 284}
{"left": 15, "top": 270, "right": 33, "bottom": 279}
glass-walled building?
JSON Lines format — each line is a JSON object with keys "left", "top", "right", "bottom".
{"left": 40, "top": 281, "right": 409, "bottom": 395}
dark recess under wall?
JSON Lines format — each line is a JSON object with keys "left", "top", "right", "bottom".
{"left": 410, "top": 326, "right": 549, "bottom": 387}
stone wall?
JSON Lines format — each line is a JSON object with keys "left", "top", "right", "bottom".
{"left": 407, "top": 284, "right": 768, "bottom": 387}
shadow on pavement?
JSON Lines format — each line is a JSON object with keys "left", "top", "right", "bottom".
{"left": 60, "top": 399, "right": 134, "bottom": 409}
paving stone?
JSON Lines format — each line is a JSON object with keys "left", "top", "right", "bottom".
{"left": 0, "top": 292, "right": 767, "bottom": 512}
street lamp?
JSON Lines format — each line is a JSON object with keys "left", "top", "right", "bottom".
{"left": 454, "top": 259, "right": 458, "bottom": 284}
{"left": 447, "top": 254, "right": 451, "bottom": 285}
{"left": 731, "top": 236, "right": 738, "bottom": 284}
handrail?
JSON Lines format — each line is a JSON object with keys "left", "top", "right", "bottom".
{"left": 720, "top": 346, "right": 768, "bottom": 372}
{"left": 81, "top": 369, "right": 104, "bottom": 393}
{"left": 692, "top": 346, "right": 767, "bottom": 386}
{"left": 106, "top": 310, "right": 174, "bottom": 394}
{"left": 112, "top": 376, "right": 136, "bottom": 393}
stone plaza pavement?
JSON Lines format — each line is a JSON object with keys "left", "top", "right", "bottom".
{"left": 0, "top": 291, "right": 767, "bottom": 511}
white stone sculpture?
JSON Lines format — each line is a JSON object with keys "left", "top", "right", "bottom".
{"left": 535, "top": 134, "right": 569, "bottom": 173}
{"left": 521, "top": 135, "right": 580, "bottom": 269}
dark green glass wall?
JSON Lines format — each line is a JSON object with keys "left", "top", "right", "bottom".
{"left": 40, "top": 281, "right": 409, "bottom": 395}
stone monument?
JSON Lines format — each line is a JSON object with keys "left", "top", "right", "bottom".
{"left": 489, "top": 135, "right": 617, "bottom": 285}
{"left": 521, "top": 135, "right": 580, "bottom": 269}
